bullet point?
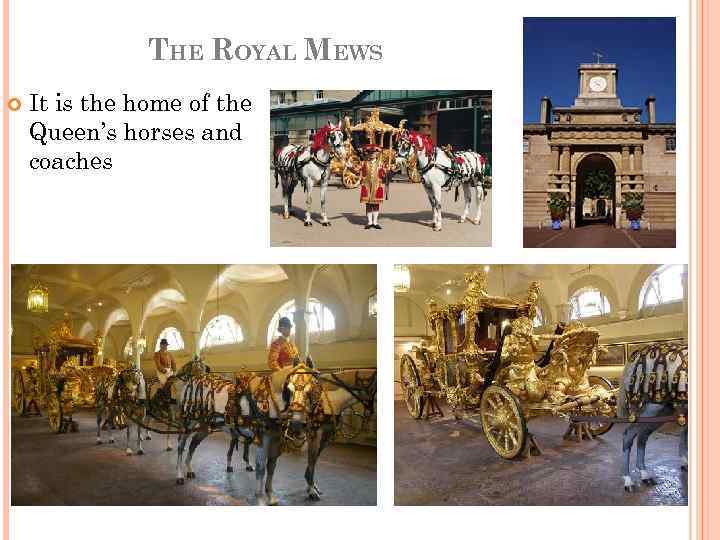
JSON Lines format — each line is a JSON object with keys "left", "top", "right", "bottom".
{"left": 8, "top": 97, "right": 21, "bottom": 111}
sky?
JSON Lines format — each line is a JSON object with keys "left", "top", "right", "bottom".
{"left": 523, "top": 18, "right": 676, "bottom": 124}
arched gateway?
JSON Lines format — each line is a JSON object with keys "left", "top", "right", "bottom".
{"left": 575, "top": 153, "right": 616, "bottom": 227}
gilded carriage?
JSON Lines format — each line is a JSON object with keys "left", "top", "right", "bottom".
{"left": 331, "top": 108, "right": 420, "bottom": 188}
{"left": 12, "top": 318, "right": 117, "bottom": 433}
{"left": 399, "top": 271, "right": 616, "bottom": 459}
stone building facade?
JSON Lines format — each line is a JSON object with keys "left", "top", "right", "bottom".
{"left": 523, "top": 63, "right": 676, "bottom": 229}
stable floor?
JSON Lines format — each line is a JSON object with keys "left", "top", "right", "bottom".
{"left": 12, "top": 412, "right": 376, "bottom": 506}
{"left": 394, "top": 401, "right": 687, "bottom": 506}
{"left": 523, "top": 224, "right": 676, "bottom": 248}
{"left": 270, "top": 175, "right": 492, "bottom": 247}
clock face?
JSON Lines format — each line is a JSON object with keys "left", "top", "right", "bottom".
{"left": 589, "top": 76, "right": 607, "bottom": 92}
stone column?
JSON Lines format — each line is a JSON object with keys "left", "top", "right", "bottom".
{"left": 561, "top": 146, "right": 571, "bottom": 173}
{"left": 633, "top": 145, "right": 643, "bottom": 171}
{"left": 556, "top": 303, "right": 571, "bottom": 324}
{"left": 550, "top": 146, "right": 560, "bottom": 173}
{"left": 293, "top": 302, "right": 309, "bottom": 361}
{"left": 621, "top": 146, "right": 631, "bottom": 174}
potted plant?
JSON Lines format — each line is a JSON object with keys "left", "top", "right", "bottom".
{"left": 622, "top": 192, "right": 644, "bottom": 230}
{"left": 547, "top": 193, "right": 569, "bottom": 230}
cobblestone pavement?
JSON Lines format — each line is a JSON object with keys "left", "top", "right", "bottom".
{"left": 395, "top": 402, "right": 687, "bottom": 506}
{"left": 12, "top": 412, "right": 376, "bottom": 506}
{"left": 524, "top": 224, "right": 676, "bottom": 248}
{"left": 270, "top": 176, "right": 492, "bottom": 247}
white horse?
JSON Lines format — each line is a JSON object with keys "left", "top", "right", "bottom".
{"left": 397, "top": 130, "right": 486, "bottom": 231}
{"left": 285, "top": 368, "right": 377, "bottom": 501}
{"left": 617, "top": 342, "right": 688, "bottom": 492}
{"left": 95, "top": 367, "right": 148, "bottom": 456}
{"left": 165, "top": 363, "right": 298, "bottom": 506}
{"left": 274, "top": 121, "right": 347, "bottom": 226}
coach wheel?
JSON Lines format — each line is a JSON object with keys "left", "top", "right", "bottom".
{"left": 480, "top": 385, "right": 527, "bottom": 459}
{"left": 400, "top": 354, "right": 425, "bottom": 419}
{"left": 47, "top": 392, "right": 64, "bottom": 434}
{"left": 585, "top": 375, "right": 615, "bottom": 437}
{"left": 12, "top": 371, "right": 26, "bottom": 415}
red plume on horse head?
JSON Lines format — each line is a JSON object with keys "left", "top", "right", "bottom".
{"left": 311, "top": 121, "right": 340, "bottom": 153}
{"left": 408, "top": 131, "right": 434, "bottom": 154}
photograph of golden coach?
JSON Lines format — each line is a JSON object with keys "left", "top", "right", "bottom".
{"left": 12, "top": 318, "right": 117, "bottom": 434}
{"left": 399, "top": 271, "right": 623, "bottom": 459}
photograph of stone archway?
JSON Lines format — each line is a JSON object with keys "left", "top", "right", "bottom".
{"left": 522, "top": 17, "right": 677, "bottom": 248}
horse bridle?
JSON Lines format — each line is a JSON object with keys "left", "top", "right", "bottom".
{"left": 309, "top": 128, "right": 345, "bottom": 169}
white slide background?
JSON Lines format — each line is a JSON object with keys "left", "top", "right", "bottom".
{"left": 5, "top": 0, "right": 694, "bottom": 539}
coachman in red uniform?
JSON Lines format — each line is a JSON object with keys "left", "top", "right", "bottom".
{"left": 360, "top": 144, "right": 386, "bottom": 229}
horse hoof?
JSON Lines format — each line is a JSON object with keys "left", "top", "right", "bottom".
{"left": 304, "top": 221, "right": 312, "bottom": 227}
{"left": 458, "top": 218, "right": 465, "bottom": 224}
{"left": 176, "top": 478, "right": 185, "bottom": 486}
{"left": 473, "top": 219, "right": 481, "bottom": 225}
{"left": 226, "top": 466, "right": 234, "bottom": 473}
{"left": 137, "top": 449, "right": 144, "bottom": 456}
{"left": 624, "top": 485, "right": 633, "bottom": 493}
{"left": 246, "top": 465, "right": 254, "bottom": 472}
{"left": 641, "top": 478, "right": 657, "bottom": 486}
{"left": 186, "top": 471, "right": 195, "bottom": 479}
{"left": 283, "top": 213, "right": 290, "bottom": 220}
{"left": 126, "top": 449, "right": 133, "bottom": 456}
{"left": 322, "top": 221, "right": 330, "bottom": 227}
{"left": 145, "top": 435, "right": 152, "bottom": 441}
{"left": 268, "top": 496, "right": 279, "bottom": 506}
{"left": 308, "top": 492, "right": 321, "bottom": 502}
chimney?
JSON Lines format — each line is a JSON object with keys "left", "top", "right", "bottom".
{"left": 540, "top": 96, "right": 552, "bottom": 124}
{"left": 645, "top": 95, "right": 656, "bottom": 124}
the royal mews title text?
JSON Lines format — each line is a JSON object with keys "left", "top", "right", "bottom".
{"left": 148, "top": 37, "right": 383, "bottom": 62}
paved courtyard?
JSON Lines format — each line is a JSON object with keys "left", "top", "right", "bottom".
{"left": 524, "top": 224, "right": 676, "bottom": 248}
{"left": 395, "top": 401, "right": 687, "bottom": 506}
{"left": 270, "top": 175, "right": 492, "bottom": 247}
{"left": 12, "top": 412, "right": 376, "bottom": 506}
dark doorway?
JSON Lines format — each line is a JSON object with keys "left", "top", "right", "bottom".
{"left": 575, "top": 154, "right": 616, "bottom": 227}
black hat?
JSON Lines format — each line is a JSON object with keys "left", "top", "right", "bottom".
{"left": 278, "top": 316, "right": 293, "bottom": 329}
{"left": 160, "top": 338, "right": 169, "bottom": 346}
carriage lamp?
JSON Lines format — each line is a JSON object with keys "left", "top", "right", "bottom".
{"left": 393, "top": 265, "right": 410, "bottom": 293}
{"left": 26, "top": 283, "right": 49, "bottom": 313}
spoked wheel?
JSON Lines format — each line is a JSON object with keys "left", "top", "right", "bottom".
{"left": 585, "top": 375, "right": 615, "bottom": 437}
{"left": 47, "top": 392, "right": 64, "bottom": 434}
{"left": 12, "top": 371, "right": 26, "bottom": 415}
{"left": 480, "top": 385, "right": 527, "bottom": 459}
{"left": 400, "top": 354, "right": 425, "bottom": 419}
{"left": 342, "top": 156, "right": 361, "bottom": 188}
{"left": 338, "top": 402, "right": 367, "bottom": 440}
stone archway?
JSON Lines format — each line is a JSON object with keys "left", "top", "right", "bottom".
{"left": 575, "top": 154, "right": 616, "bottom": 227}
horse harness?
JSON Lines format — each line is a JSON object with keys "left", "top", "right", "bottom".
{"left": 277, "top": 142, "right": 336, "bottom": 193}
{"left": 626, "top": 343, "right": 688, "bottom": 421}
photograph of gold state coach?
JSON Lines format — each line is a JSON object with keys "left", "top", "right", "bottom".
{"left": 270, "top": 90, "right": 492, "bottom": 247}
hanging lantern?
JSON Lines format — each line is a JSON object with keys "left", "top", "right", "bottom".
{"left": 393, "top": 265, "right": 410, "bottom": 293}
{"left": 136, "top": 335, "right": 147, "bottom": 356}
{"left": 27, "top": 283, "right": 49, "bottom": 313}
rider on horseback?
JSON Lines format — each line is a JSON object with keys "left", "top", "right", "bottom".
{"left": 268, "top": 316, "right": 300, "bottom": 371}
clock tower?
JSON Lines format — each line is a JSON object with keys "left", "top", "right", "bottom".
{"left": 575, "top": 63, "right": 621, "bottom": 108}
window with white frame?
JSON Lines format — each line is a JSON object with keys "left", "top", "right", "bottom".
{"left": 665, "top": 136, "right": 676, "bottom": 152}
{"left": 569, "top": 287, "right": 611, "bottom": 319}
{"left": 314, "top": 90, "right": 324, "bottom": 100}
{"left": 267, "top": 298, "right": 336, "bottom": 345}
{"left": 639, "top": 264, "right": 685, "bottom": 309}
{"left": 199, "top": 315, "right": 244, "bottom": 350}
{"left": 533, "top": 306, "right": 544, "bottom": 328}
{"left": 155, "top": 326, "right": 185, "bottom": 352}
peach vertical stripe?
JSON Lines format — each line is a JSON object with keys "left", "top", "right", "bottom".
{"left": 2, "top": 0, "right": 9, "bottom": 537}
